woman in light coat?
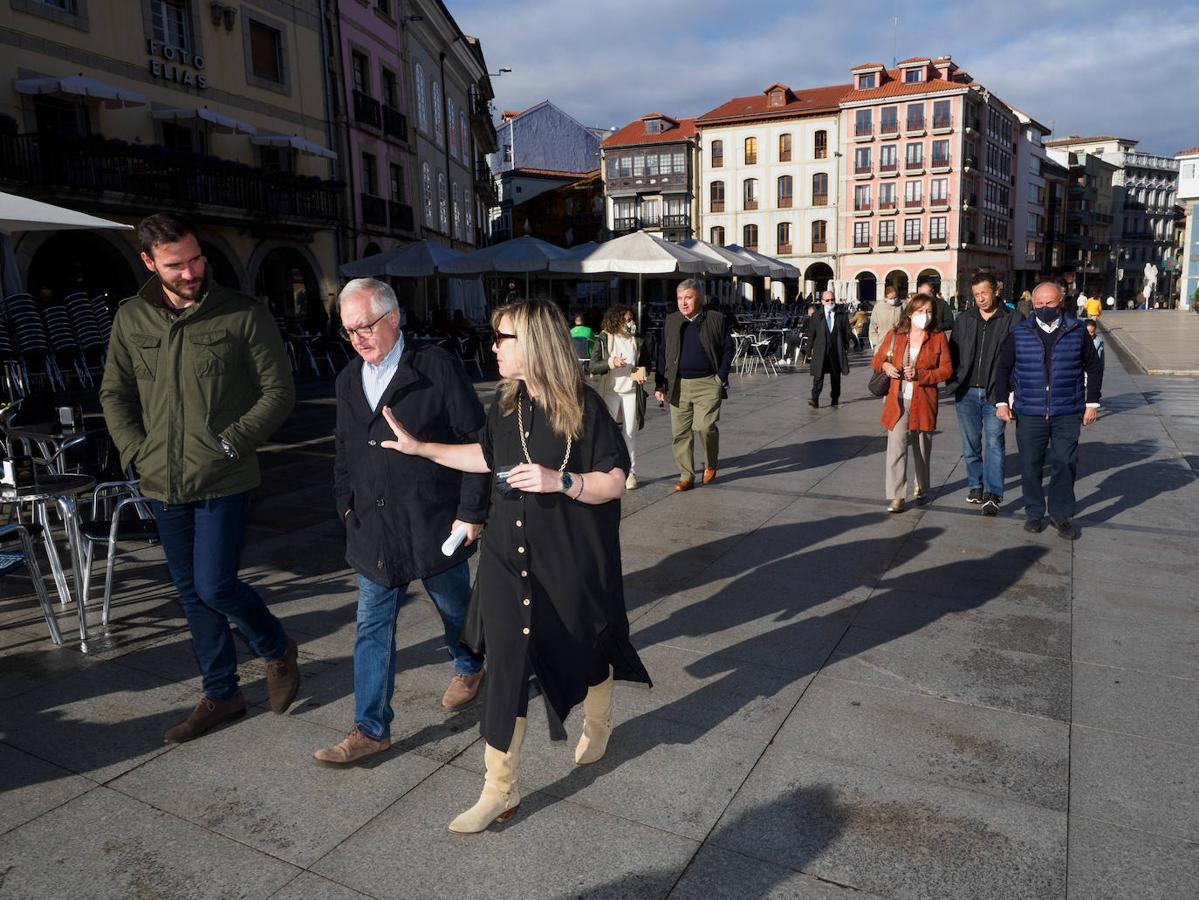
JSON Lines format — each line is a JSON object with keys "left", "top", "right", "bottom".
{"left": 588, "top": 305, "right": 647, "bottom": 489}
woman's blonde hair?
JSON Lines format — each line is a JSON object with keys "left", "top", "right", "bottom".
{"left": 492, "top": 299, "right": 585, "bottom": 440}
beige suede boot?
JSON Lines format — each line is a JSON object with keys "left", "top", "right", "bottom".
{"left": 574, "top": 670, "right": 615, "bottom": 765}
{"left": 448, "top": 717, "right": 526, "bottom": 834}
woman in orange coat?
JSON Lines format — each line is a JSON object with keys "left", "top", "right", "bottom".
{"left": 871, "top": 293, "right": 953, "bottom": 513}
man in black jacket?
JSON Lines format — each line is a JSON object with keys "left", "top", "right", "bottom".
{"left": 317, "top": 279, "right": 488, "bottom": 765}
{"left": 948, "top": 272, "right": 1017, "bottom": 516}
{"left": 803, "top": 290, "right": 851, "bottom": 407}
{"left": 655, "top": 279, "right": 734, "bottom": 491}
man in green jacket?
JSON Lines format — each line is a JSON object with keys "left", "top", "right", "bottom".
{"left": 100, "top": 213, "right": 300, "bottom": 743}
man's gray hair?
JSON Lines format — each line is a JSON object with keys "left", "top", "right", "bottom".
{"left": 676, "top": 278, "right": 705, "bottom": 298}
{"left": 1032, "top": 281, "right": 1063, "bottom": 302}
{"left": 339, "top": 278, "right": 399, "bottom": 316}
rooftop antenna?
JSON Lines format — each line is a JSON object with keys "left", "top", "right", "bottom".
{"left": 892, "top": 16, "right": 898, "bottom": 67}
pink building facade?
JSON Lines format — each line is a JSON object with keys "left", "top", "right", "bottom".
{"left": 837, "top": 57, "right": 1016, "bottom": 303}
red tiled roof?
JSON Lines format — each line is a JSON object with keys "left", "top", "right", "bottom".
{"left": 602, "top": 116, "right": 698, "bottom": 147}
{"left": 850, "top": 62, "right": 885, "bottom": 71}
{"left": 1176, "top": 146, "right": 1199, "bottom": 157}
{"left": 695, "top": 83, "right": 850, "bottom": 124}
{"left": 896, "top": 56, "right": 930, "bottom": 65}
{"left": 841, "top": 64, "right": 974, "bottom": 101}
{"left": 1044, "top": 135, "right": 1137, "bottom": 146}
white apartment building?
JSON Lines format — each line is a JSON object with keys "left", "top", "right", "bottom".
{"left": 1012, "top": 109, "right": 1052, "bottom": 296}
{"left": 1177, "top": 146, "right": 1199, "bottom": 310}
{"left": 696, "top": 83, "right": 845, "bottom": 298}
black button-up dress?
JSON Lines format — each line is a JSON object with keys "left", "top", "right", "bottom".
{"left": 474, "top": 385, "right": 652, "bottom": 752}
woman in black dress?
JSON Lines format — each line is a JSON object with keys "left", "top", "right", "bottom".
{"left": 381, "top": 298, "right": 651, "bottom": 834}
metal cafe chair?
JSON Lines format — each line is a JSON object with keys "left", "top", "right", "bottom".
{"left": 80, "top": 480, "right": 158, "bottom": 629}
{"left": 0, "top": 522, "right": 62, "bottom": 645}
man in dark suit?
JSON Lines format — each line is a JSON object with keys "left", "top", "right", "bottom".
{"left": 317, "top": 278, "right": 488, "bottom": 765}
{"left": 804, "top": 289, "right": 851, "bottom": 407}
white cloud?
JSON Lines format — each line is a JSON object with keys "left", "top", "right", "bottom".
{"left": 454, "top": 0, "right": 1199, "bottom": 154}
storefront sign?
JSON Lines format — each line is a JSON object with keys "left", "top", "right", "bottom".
{"left": 146, "top": 40, "right": 208, "bottom": 89}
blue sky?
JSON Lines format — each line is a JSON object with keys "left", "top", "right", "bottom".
{"left": 452, "top": 0, "right": 1199, "bottom": 156}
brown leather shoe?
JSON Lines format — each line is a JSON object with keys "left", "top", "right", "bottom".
{"left": 673, "top": 479, "right": 695, "bottom": 492}
{"left": 313, "top": 725, "right": 391, "bottom": 765}
{"left": 265, "top": 638, "right": 299, "bottom": 714}
{"left": 164, "top": 693, "right": 246, "bottom": 743}
{"left": 808, "top": 398, "right": 819, "bottom": 409}
{"left": 441, "top": 670, "right": 485, "bottom": 711}
{"left": 702, "top": 468, "right": 717, "bottom": 485}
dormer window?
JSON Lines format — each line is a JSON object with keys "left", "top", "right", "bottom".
{"left": 904, "top": 69, "right": 923, "bottom": 84}
{"left": 769, "top": 89, "right": 785, "bottom": 107}
{"left": 858, "top": 73, "right": 876, "bottom": 89}
{"left": 644, "top": 118, "right": 662, "bottom": 135}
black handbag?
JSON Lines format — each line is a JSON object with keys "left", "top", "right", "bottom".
{"left": 868, "top": 330, "right": 896, "bottom": 397}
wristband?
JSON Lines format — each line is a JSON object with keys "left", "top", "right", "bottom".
{"left": 573, "top": 473, "right": 585, "bottom": 500}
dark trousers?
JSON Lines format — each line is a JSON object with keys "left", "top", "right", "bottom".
{"left": 1015, "top": 413, "right": 1082, "bottom": 519}
{"left": 150, "top": 491, "right": 288, "bottom": 700}
{"left": 811, "top": 351, "right": 842, "bottom": 402}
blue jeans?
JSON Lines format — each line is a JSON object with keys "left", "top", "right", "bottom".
{"left": 354, "top": 561, "right": 482, "bottom": 740}
{"left": 954, "top": 387, "right": 1007, "bottom": 498}
{"left": 150, "top": 492, "right": 288, "bottom": 701}
{"left": 1016, "top": 413, "right": 1082, "bottom": 519}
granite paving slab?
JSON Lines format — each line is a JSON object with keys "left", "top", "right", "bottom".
{"left": 1072, "top": 661, "right": 1199, "bottom": 747}
{"left": 0, "top": 741, "right": 95, "bottom": 835}
{"left": 1066, "top": 816, "right": 1199, "bottom": 900}
{"left": 1071, "top": 611, "right": 1198, "bottom": 679}
{"left": 669, "top": 843, "right": 888, "bottom": 900}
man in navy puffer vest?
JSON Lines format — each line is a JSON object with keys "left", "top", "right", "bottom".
{"left": 992, "top": 282, "right": 1103, "bottom": 540}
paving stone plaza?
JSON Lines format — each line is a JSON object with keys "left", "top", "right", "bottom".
{"left": 1, "top": 312, "right": 1196, "bottom": 899}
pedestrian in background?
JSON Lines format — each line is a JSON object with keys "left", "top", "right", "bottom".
{"left": 804, "top": 289, "right": 851, "bottom": 408}
{"left": 872, "top": 293, "right": 953, "bottom": 513}
{"left": 869, "top": 287, "right": 903, "bottom": 349}
{"left": 589, "top": 305, "right": 648, "bottom": 489}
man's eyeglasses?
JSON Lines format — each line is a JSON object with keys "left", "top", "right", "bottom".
{"left": 492, "top": 330, "right": 517, "bottom": 345}
{"left": 340, "top": 312, "right": 390, "bottom": 341}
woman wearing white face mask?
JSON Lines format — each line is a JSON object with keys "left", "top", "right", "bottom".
{"left": 872, "top": 295, "right": 953, "bottom": 512}
{"left": 588, "top": 305, "right": 647, "bottom": 489}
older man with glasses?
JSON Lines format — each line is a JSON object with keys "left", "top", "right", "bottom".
{"left": 314, "top": 278, "right": 488, "bottom": 765}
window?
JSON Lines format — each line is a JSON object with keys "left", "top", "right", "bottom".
{"left": 930, "top": 177, "right": 948, "bottom": 203}
{"left": 161, "top": 121, "right": 206, "bottom": 154}
{"left": 879, "top": 182, "right": 896, "bottom": 209}
{"left": 351, "top": 51, "right": 369, "bottom": 94}
{"left": 812, "top": 172, "right": 828, "bottom": 204}
{"left": 814, "top": 130, "right": 827, "bottom": 159}
{"left": 858, "top": 73, "right": 876, "bottom": 89}
{"left": 644, "top": 118, "right": 661, "bottom": 135}
{"left": 438, "top": 171, "right": 448, "bottom": 232}
{"left": 854, "top": 146, "right": 871, "bottom": 174}
{"left": 152, "top": 0, "right": 192, "bottom": 53}
{"left": 904, "top": 218, "right": 921, "bottom": 244}
{"left": 460, "top": 113, "right": 469, "bottom": 161}
{"left": 906, "top": 142, "right": 924, "bottom": 168}
{"left": 777, "top": 222, "right": 791, "bottom": 252}
{"left": 930, "top": 217, "right": 947, "bottom": 242}
{"left": 389, "top": 163, "right": 405, "bottom": 201}
{"left": 907, "top": 104, "right": 925, "bottom": 130}
{"left": 710, "top": 226, "right": 725, "bottom": 246}
{"left": 853, "top": 221, "right": 870, "bottom": 247}
{"left": 249, "top": 20, "right": 283, "bottom": 83}
{"left": 744, "top": 136, "right": 757, "bottom": 165}
{"left": 811, "top": 220, "right": 827, "bottom": 251}
{"left": 711, "top": 139, "right": 723, "bottom": 167}
{"left": 381, "top": 68, "right": 398, "bottom": 108}
{"left": 377, "top": 0, "right": 391, "bottom": 14}
{"left": 415, "top": 64, "right": 428, "bottom": 131}
{"left": 447, "top": 97, "right": 457, "bottom": 157}
{"left": 422, "top": 162, "right": 433, "bottom": 225}
{"left": 742, "top": 224, "right": 758, "bottom": 250}
{"left": 854, "top": 184, "right": 871, "bottom": 211}
{"left": 432, "top": 81, "right": 443, "bottom": 142}
{"left": 933, "top": 99, "right": 951, "bottom": 128}
{"left": 743, "top": 178, "right": 759, "bottom": 209}
{"left": 453, "top": 185, "right": 462, "bottom": 237}
{"left": 855, "top": 109, "right": 872, "bottom": 136}
{"left": 932, "top": 140, "right": 949, "bottom": 165}
{"left": 778, "top": 133, "right": 792, "bottom": 162}
{"left": 645, "top": 154, "right": 658, "bottom": 177}
{"left": 710, "top": 180, "right": 725, "bottom": 212}
{"left": 361, "top": 152, "right": 378, "bottom": 195}
{"left": 880, "top": 144, "right": 897, "bottom": 171}
{"left": 905, "top": 180, "right": 923, "bottom": 207}
{"left": 616, "top": 156, "right": 632, "bottom": 177}
{"left": 641, "top": 198, "right": 660, "bottom": 226}
{"left": 881, "top": 106, "right": 898, "bottom": 132}
{"left": 878, "top": 219, "right": 896, "bottom": 245}
{"left": 904, "top": 68, "right": 923, "bottom": 83}
{"left": 777, "top": 175, "right": 793, "bottom": 208}
{"left": 672, "top": 151, "right": 685, "bottom": 174}
{"left": 633, "top": 155, "right": 645, "bottom": 177}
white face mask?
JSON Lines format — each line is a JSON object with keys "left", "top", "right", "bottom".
{"left": 911, "top": 312, "right": 931, "bottom": 330}
{"left": 624, "top": 321, "right": 636, "bottom": 334}
{"left": 823, "top": 303, "right": 835, "bottom": 312}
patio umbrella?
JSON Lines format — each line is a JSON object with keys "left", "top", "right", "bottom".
{"left": 723, "top": 245, "right": 800, "bottom": 281}
{"left": 339, "top": 240, "right": 468, "bottom": 320}
{"left": 0, "top": 191, "right": 133, "bottom": 296}
{"left": 549, "top": 230, "right": 724, "bottom": 321}
{"left": 439, "top": 234, "right": 571, "bottom": 296}
{"left": 677, "top": 239, "right": 766, "bottom": 276}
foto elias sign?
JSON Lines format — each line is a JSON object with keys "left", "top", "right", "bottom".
{"left": 146, "top": 39, "right": 209, "bottom": 89}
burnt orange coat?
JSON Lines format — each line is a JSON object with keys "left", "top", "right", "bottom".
{"left": 871, "top": 329, "right": 953, "bottom": 432}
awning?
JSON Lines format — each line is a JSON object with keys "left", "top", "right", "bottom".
{"left": 152, "top": 106, "right": 258, "bottom": 135}
{"left": 0, "top": 190, "right": 134, "bottom": 234}
{"left": 14, "top": 74, "right": 147, "bottom": 109}
{"left": 250, "top": 134, "right": 337, "bottom": 160}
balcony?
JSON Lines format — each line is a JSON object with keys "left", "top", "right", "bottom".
{"left": 906, "top": 118, "right": 926, "bottom": 136}
{"left": 613, "top": 216, "right": 639, "bottom": 234}
{"left": 0, "top": 131, "right": 340, "bottom": 226}
{"left": 388, "top": 200, "right": 414, "bottom": 232}
{"left": 467, "top": 87, "right": 498, "bottom": 152}
{"left": 878, "top": 235, "right": 896, "bottom": 247}
{"left": 880, "top": 120, "right": 900, "bottom": 137}
{"left": 744, "top": 198, "right": 759, "bottom": 210}
{"left": 879, "top": 199, "right": 897, "bottom": 213}
{"left": 932, "top": 115, "right": 953, "bottom": 132}
{"left": 854, "top": 123, "right": 873, "bottom": 140}
{"left": 905, "top": 158, "right": 924, "bottom": 173}
{"left": 662, "top": 214, "right": 691, "bottom": 239}
{"left": 382, "top": 105, "right": 408, "bottom": 142}
{"left": 361, "top": 192, "right": 387, "bottom": 228}
{"left": 813, "top": 193, "right": 828, "bottom": 206}
{"left": 710, "top": 200, "right": 725, "bottom": 213}
{"left": 777, "top": 242, "right": 793, "bottom": 255}
{"left": 853, "top": 200, "right": 873, "bottom": 215}
{"left": 879, "top": 161, "right": 898, "bottom": 176}
{"left": 853, "top": 237, "right": 870, "bottom": 249}
{"left": 854, "top": 164, "right": 872, "bottom": 177}
{"left": 930, "top": 155, "right": 951, "bottom": 172}
{"left": 811, "top": 240, "right": 827, "bottom": 254}
{"left": 904, "top": 235, "right": 922, "bottom": 247}
{"left": 905, "top": 197, "right": 924, "bottom": 210}
{"left": 930, "top": 194, "right": 951, "bottom": 210}
{"left": 353, "top": 90, "right": 382, "bottom": 130}
{"left": 778, "top": 196, "right": 793, "bottom": 208}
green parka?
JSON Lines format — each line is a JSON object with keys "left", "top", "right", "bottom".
{"left": 99, "top": 276, "right": 295, "bottom": 503}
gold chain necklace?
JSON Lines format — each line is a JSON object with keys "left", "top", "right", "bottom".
{"left": 516, "top": 397, "right": 571, "bottom": 472}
